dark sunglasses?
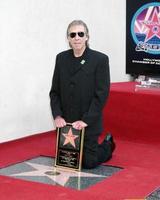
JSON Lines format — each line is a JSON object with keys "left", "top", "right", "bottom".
{"left": 69, "top": 32, "right": 85, "bottom": 38}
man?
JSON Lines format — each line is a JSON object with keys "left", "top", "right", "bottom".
{"left": 49, "top": 20, "right": 115, "bottom": 169}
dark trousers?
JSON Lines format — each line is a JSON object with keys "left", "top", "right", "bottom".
{"left": 82, "top": 133, "right": 112, "bottom": 169}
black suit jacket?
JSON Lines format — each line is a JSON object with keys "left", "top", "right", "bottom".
{"left": 49, "top": 47, "right": 110, "bottom": 135}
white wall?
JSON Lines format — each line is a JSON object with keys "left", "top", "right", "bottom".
{"left": 0, "top": 0, "right": 129, "bottom": 143}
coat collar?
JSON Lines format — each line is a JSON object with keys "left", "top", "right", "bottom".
{"left": 69, "top": 47, "right": 90, "bottom": 75}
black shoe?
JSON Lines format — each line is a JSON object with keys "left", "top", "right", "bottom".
{"left": 104, "top": 133, "right": 116, "bottom": 152}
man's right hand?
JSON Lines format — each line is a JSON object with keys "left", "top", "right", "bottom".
{"left": 54, "top": 116, "right": 66, "bottom": 128}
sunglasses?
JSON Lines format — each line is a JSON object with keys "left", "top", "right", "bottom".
{"left": 69, "top": 32, "right": 85, "bottom": 38}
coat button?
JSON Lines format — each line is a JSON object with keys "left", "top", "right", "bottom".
{"left": 70, "top": 82, "right": 75, "bottom": 87}
{"left": 70, "top": 95, "right": 73, "bottom": 100}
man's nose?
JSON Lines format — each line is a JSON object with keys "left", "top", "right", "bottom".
{"left": 75, "top": 34, "right": 80, "bottom": 39}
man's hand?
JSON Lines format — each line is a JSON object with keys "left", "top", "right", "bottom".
{"left": 72, "top": 120, "right": 88, "bottom": 130}
{"left": 54, "top": 116, "right": 66, "bottom": 128}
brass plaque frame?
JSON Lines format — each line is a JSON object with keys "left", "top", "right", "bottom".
{"left": 55, "top": 124, "right": 85, "bottom": 171}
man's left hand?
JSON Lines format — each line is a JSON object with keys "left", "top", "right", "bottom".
{"left": 72, "top": 120, "right": 88, "bottom": 130}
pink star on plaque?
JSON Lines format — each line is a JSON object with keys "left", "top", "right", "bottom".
{"left": 142, "top": 9, "right": 160, "bottom": 42}
{"left": 62, "top": 128, "right": 78, "bottom": 148}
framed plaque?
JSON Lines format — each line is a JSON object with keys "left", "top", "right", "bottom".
{"left": 55, "top": 124, "right": 85, "bottom": 171}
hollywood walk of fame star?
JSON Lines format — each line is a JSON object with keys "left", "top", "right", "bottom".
{"left": 11, "top": 162, "right": 106, "bottom": 187}
{"left": 142, "top": 9, "right": 160, "bottom": 42}
{"left": 62, "top": 128, "right": 78, "bottom": 148}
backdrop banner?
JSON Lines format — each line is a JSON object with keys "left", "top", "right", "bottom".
{"left": 126, "top": 0, "right": 160, "bottom": 76}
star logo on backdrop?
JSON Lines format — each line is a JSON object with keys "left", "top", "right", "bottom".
{"left": 142, "top": 9, "right": 160, "bottom": 42}
{"left": 62, "top": 128, "right": 78, "bottom": 148}
{"left": 11, "top": 162, "right": 105, "bottom": 187}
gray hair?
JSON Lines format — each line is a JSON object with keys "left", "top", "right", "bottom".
{"left": 66, "top": 20, "right": 89, "bottom": 47}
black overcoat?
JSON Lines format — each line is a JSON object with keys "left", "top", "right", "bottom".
{"left": 49, "top": 47, "right": 110, "bottom": 135}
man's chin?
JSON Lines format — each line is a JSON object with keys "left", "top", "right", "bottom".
{"left": 73, "top": 45, "right": 82, "bottom": 49}
{"left": 73, "top": 45, "right": 85, "bottom": 51}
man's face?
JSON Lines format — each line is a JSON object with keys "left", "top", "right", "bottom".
{"left": 67, "top": 25, "right": 88, "bottom": 52}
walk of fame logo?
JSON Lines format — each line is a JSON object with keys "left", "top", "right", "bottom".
{"left": 62, "top": 128, "right": 78, "bottom": 148}
{"left": 131, "top": 2, "right": 160, "bottom": 54}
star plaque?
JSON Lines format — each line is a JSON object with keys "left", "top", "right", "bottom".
{"left": 55, "top": 124, "right": 85, "bottom": 171}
